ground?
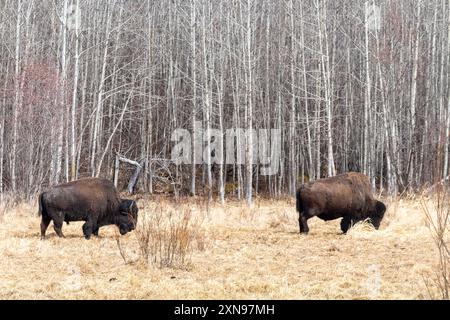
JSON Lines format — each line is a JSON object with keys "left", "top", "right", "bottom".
{"left": 0, "top": 196, "right": 441, "bottom": 299}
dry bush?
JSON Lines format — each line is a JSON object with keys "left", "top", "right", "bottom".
{"left": 135, "top": 203, "right": 204, "bottom": 269}
{"left": 420, "top": 186, "right": 450, "bottom": 299}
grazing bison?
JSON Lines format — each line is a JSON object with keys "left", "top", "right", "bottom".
{"left": 38, "top": 178, "right": 138, "bottom": 239}
{"left": 296, "top": 172, "right": 386, "bottom": 234}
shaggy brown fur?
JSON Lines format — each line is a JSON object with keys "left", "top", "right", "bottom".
{"left": 38, "top": 178, "right": 138, "bottom": 239}
{"left": 296, "top": 172, "right": 386, "bottom": 234}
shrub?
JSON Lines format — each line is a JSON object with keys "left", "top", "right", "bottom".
{"left": 420, "top": 184, "right": 450, "bottom": 299}
{"left": 135, "top": 205, "right": 203, "bottom": 269}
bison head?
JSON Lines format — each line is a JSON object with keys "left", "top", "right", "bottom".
{"left": 369, "top": 200, "right": 386, "bottom": 229}
{"left": 117, "top": 199, "right": 139, "bottom": 235}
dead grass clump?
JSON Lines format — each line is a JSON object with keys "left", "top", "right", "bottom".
{"left": 135, "top": 205, "right": 204, "bottom": 269}
{"left": 345, "top": 219, "right": 377, "bottom": 239}
{"left": 347, "top": 219, "right": 376, "bottom": 233}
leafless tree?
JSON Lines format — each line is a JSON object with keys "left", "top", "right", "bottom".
{"left": 0, "top": 0, "right": 448, "bottom": 203}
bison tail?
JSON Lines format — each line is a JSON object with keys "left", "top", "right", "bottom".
{"left": 38, "top": 192, "right": 46, "bottom": 217}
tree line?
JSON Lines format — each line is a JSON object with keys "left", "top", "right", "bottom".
{"left": 0, "top": 0, "right": 449, "bottom": 203}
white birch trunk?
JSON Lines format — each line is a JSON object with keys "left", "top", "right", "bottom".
{"left": 245, "top": 0, "right": 253, "bottom": 205}
{"left": 91, "top": 5, "right": 112, "bottom": 176}
{"left": 11, "top": 0, "right": 22, "bottom": 191}
{"left": 317, "top": 0, "right": 335, "bottom": 177}
{"left": 190, "top": 0, "right": 197, "bottom": 196}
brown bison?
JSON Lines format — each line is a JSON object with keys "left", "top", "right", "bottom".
{"left": 296, "top": 172, "right": 386, "bottom": 234}
{"left": 38, "top": 178, "right": 138, "bottom": 239}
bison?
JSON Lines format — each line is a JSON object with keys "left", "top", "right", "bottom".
{"left": 38, "top": 178, "right": 138, "bottom": 239}
{"left": 296, "top": 172, "right": 386, "bottom": 234}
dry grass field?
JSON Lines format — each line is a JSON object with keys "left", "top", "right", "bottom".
{"left": 0, "top": 195, "right": 444, "bottom": 299}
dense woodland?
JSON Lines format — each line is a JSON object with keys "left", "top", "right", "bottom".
{"left": 0, "top": 0, "right": 449, "bottom": 203}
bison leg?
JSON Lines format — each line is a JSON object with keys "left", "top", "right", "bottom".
{"left": 299, "top": 214, "right": 310, "bottom": 234}
{"left": 82, "top": 221, "right": 94, "bottom": 240}
{"left": 340, "top": 216, "right": 352, "bottom": 233}
{"left": 53, "top": 219, "right": 65, "bottom": 238}
{"left": 40, "top": 216, "right": 51, "bottom": 240}
{"left": 93, "top": 226, "right": 100, "bottom": 237}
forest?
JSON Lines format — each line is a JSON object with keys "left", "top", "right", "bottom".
{"left": 0, "top": 0, "right": 449, "bottom": 203}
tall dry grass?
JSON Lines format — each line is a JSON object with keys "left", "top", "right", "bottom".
{"left": 420, "top": 185, "right": 450, "bottom": 299}
{"left": 0, "top": 193, "right": 17, "bottom": 219}
{"left": 0, "top": 194, "right": 441, "bottom": 299}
